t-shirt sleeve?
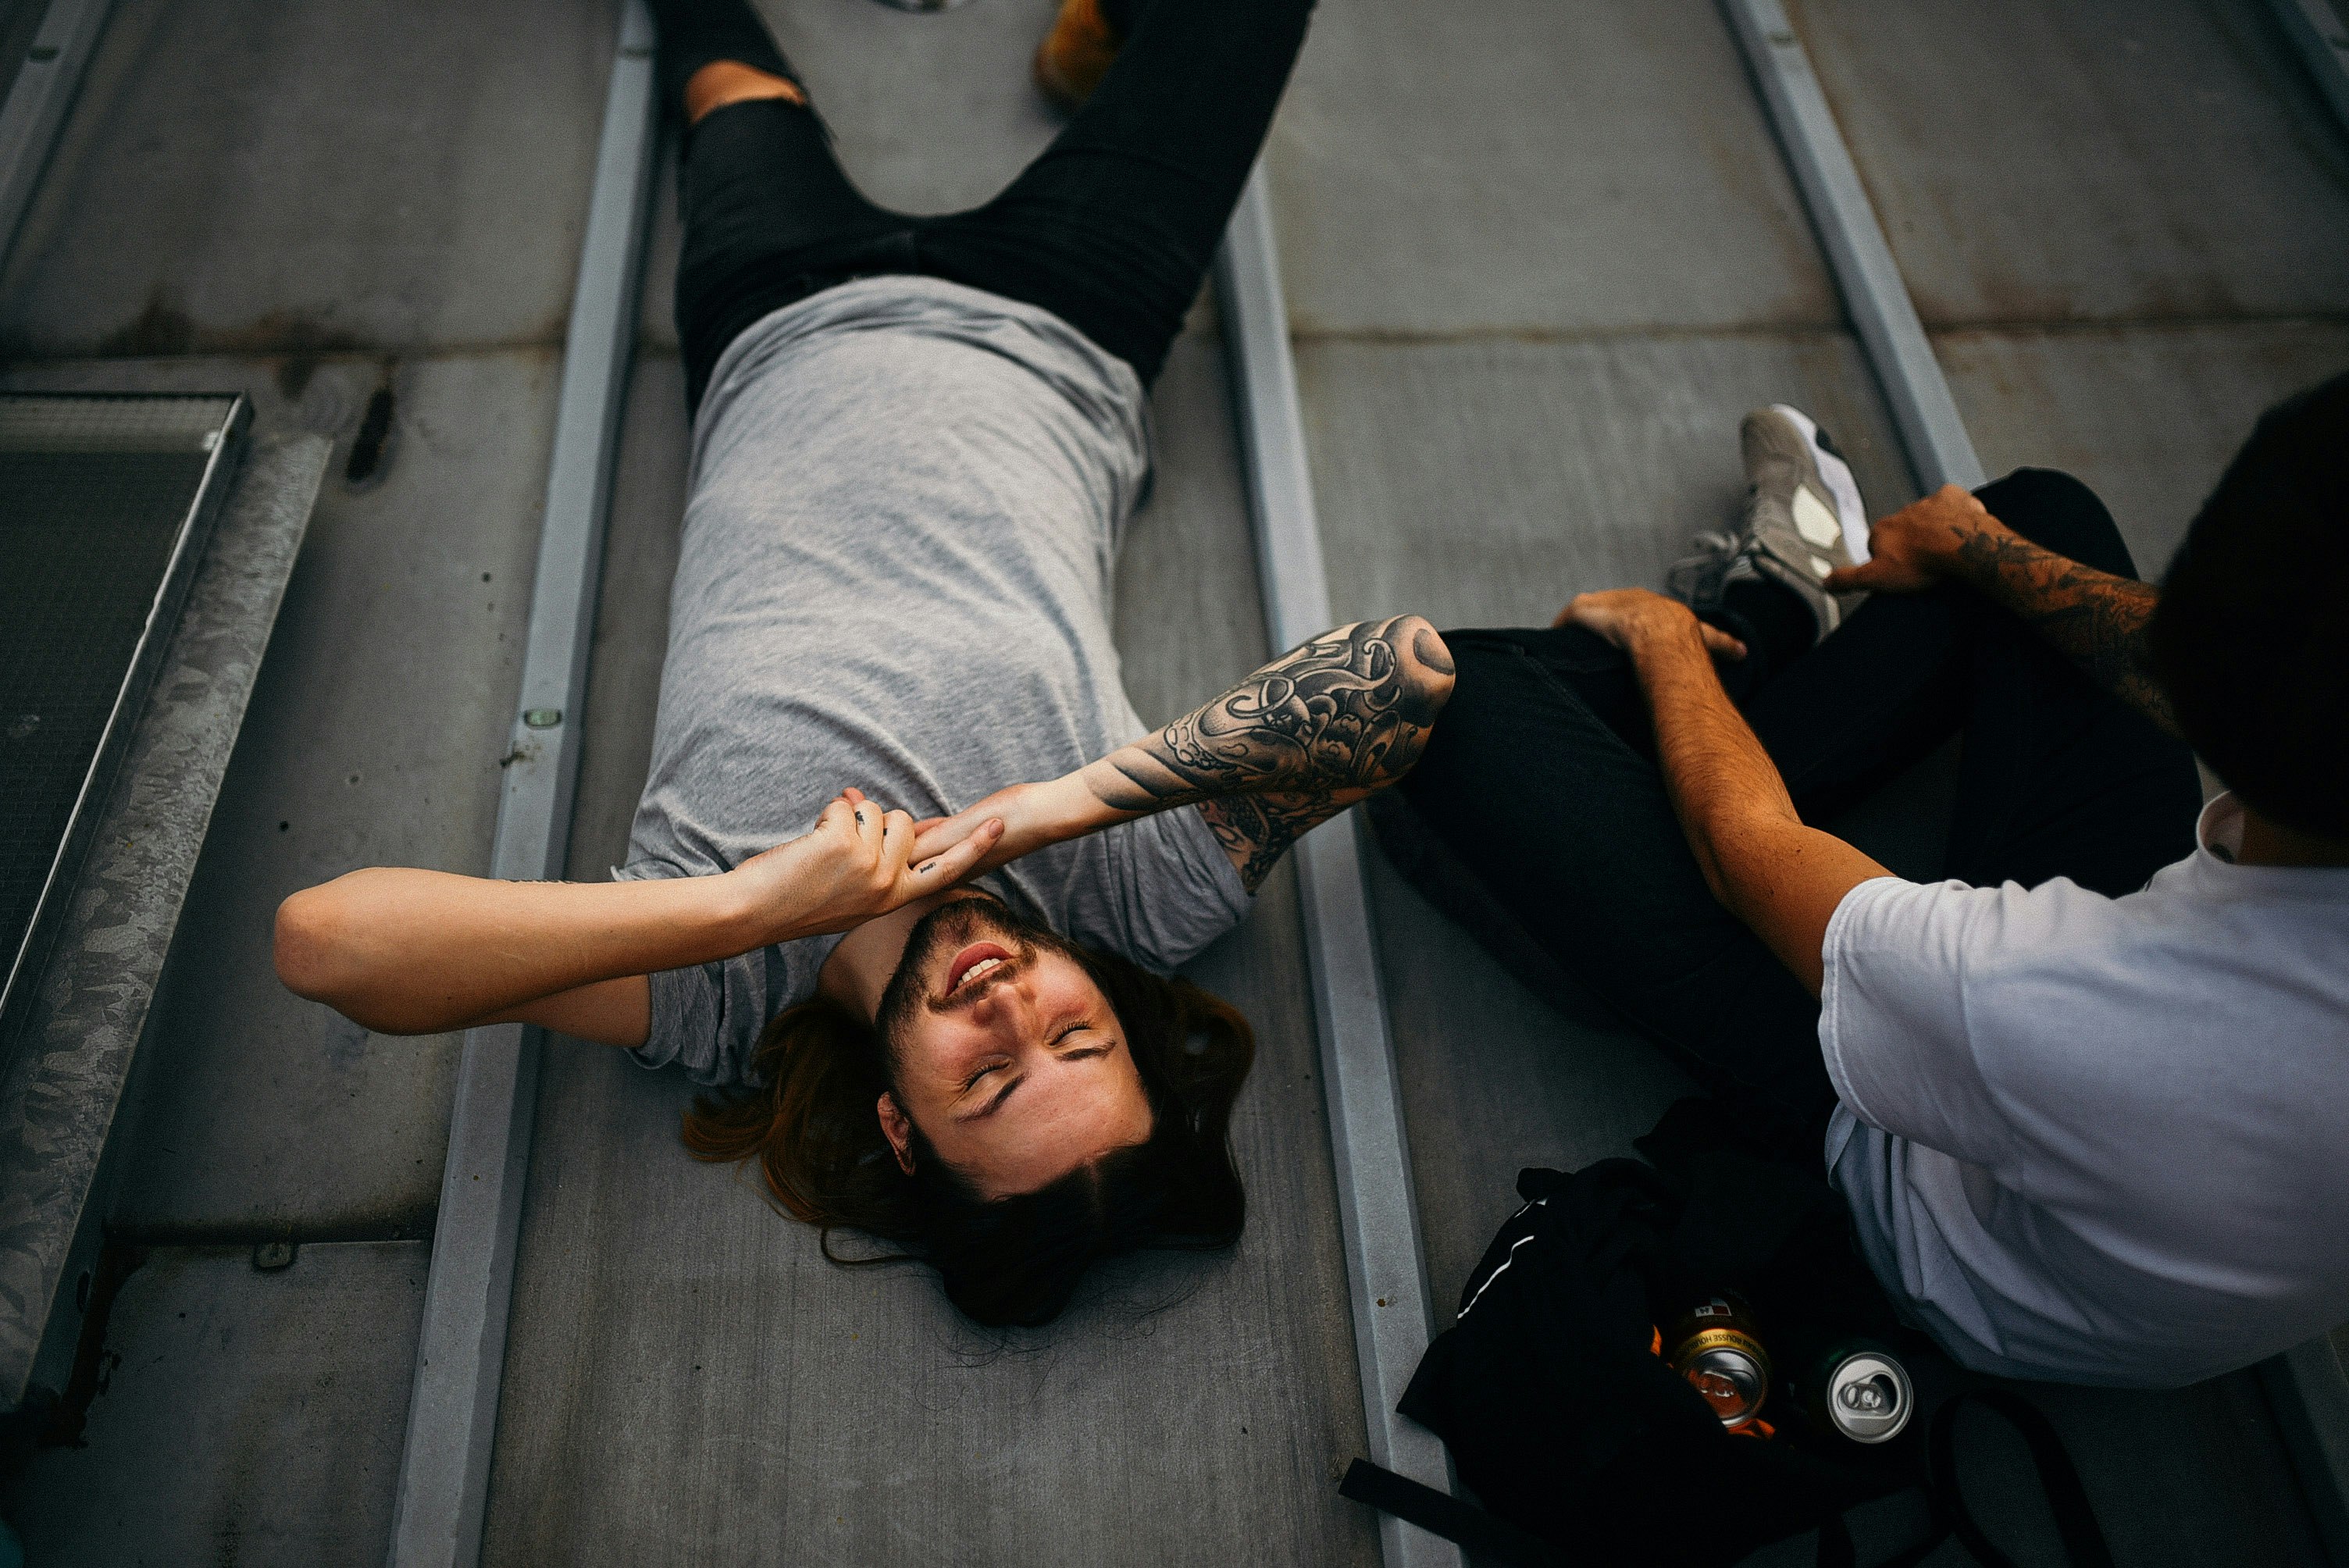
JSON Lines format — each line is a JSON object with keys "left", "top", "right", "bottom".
{"left": 1818, "top": 875, "right": 2023, "bottom": 1167}
{"left": 1070, "top": 804, "right": 1254, "bottom": 973}
{"left": 612, "top": 860, "right": 835, "bottom": 1087}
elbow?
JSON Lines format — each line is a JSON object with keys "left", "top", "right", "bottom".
{"left": 1376, "top": 615, "right": 1456, "bottom": 786}
{"left": 1394, "top": 616, "right": 1456, "bottom": 725}
{"left": 273, "top": 882, "right": 361, "bottom": 1008}
{"left": 1688, "top": 832, "right": 1740, "bottom": 913}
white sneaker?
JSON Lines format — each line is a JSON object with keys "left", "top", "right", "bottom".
{"left": 1667, "top": 404, "right": 1870, "bottom": 643}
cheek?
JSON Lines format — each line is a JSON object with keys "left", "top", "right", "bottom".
{"left": 1088, "top": 1052, "right": 1154, "bottom": 1143}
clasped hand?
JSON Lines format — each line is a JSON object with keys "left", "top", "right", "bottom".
{"left": 731, "top": 786, "right": 1004, "bottom": 940}
{"left": 1822, "top": 483, "right": 1994, "bottom": 596}
{"left": 1553, "top": 588, "right": 1748, "bottom": 659}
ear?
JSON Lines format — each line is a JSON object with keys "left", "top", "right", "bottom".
{"left": 876, "top": 1092, "right": 917, "bottom": 1175}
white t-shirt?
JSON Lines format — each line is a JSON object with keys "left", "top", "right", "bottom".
{"left": 1820, "top": 793, "right": 2349, "bottom": 1388}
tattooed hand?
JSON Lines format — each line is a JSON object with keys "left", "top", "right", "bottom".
{"left": 1088, "top": 615, "right": 1456, "bottom": 890}
{"left": 1827, "top": 484, "right": 2176, "bottom": 735}
{"left": 1823, "top": 484, "right": 1991, "bottom": 595}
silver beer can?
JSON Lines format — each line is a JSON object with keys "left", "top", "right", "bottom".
{"left": 1807, "top": 1342, "right": 1913, "bottom": 1444}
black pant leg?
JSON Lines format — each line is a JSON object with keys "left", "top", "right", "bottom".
{"left": 672, "top": 100, "right": 911, "bottom": 411}
{"left": 1939, "top": 471, "right": 2204, "bottom": 894}
{"left": 1398, "top": 630, "right": 1835, "bottom": 1152}
{"left": 917, "top": 0, "right": 1317, "bottom": 386}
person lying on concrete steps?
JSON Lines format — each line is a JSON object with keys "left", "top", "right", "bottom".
{"left": 271, "top": 0, "right": 1450, "bottom": 1329}
{"left": 1378, "top": 376, "right": 2349, "bottom": 1388}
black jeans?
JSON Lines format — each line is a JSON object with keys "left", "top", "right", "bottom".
{"left": 1392, "top": 469, "right": 2205, "bottom": 1153}
{"left": 672, "top": 0, "right": 1316, "bottom": 412}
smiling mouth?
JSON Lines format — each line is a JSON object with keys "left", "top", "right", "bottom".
{"left": 942, "top": 941, "right": 1018, "bottom": 1000}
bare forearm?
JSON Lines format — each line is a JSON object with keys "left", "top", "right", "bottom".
{"left": 1948, "top": 523, "right": 2176, "bottom": 735}
{"left": 275, "top": 868, "right": 755, "bottom": 1035}
{"left": 1627, "top": 619, "right": 1890, "bottom": 994}
{"left": 1631, "top": 623, "right": 1802, "bottom": 899}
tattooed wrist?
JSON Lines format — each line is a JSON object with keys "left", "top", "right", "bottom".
{"left": 1953, "top": 529, "right": 2177, "bottom": 735}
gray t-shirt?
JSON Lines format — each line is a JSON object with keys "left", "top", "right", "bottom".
{"left": 618, "top": 276, "right": 1252, "bottom": 1086}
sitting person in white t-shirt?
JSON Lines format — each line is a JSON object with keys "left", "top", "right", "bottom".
{"left": 1381, "top": 376, "right": 2349, "bottom": 1386}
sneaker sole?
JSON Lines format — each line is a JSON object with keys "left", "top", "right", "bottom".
{"left": 1767, "top": 402, "right": 1869, "bottom": 565}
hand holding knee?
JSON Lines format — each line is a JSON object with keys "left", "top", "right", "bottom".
{"left": 1826, "top": 484, "right": 1994, "bottom": 595}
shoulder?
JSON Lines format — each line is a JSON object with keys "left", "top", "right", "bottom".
{"left": 1060, "top": 807, "right": 1253, "bottom": 971}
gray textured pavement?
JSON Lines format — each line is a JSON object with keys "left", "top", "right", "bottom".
{"left": 4, "top": 0, "right": 2344, "bottom": 1563}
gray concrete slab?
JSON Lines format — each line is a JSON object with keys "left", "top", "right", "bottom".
{"left": 1268, "top": 0, "right": 1841, "bottom": 337}
{"left": 1299, "top": 333, "right": 1916, "bottom": 631}
{"left": 0, "top": 0, "right": 615, "bottom": 360}
{"left": 483, "top": 336, "right": 1376, "bottom": 1565}
{"left": 754, "top": 0, "right": 1061, "bottom": 218}
{"left": 1938, "top": 319, "right": 2349, "bottom": 576}
{"left": 0, "top": 350, "right": 564, "bottom": 1239}
{"left": 636, "top": 141, "right": 684, "bottom": 355}
{"left": 565, "top": 350, "right": 688, "bottom": 889}
{"left": 2, "top": 1240, "right": 428, "bottom": 1568}
{"left": 1790, "top": 0, "right": 2349, "bottom": 328}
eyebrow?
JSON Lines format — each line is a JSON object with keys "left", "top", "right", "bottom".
{"left": 958, "top": 1042, "right": 1112, "bottom": 1123}
{"left": 967, "top": 1074, "right": 1023, "bottom": 1121}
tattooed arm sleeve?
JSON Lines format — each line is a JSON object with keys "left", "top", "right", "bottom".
{"left": 1951, "top": 531, "right": 2178, "bottom": 735}
{"left": 1081, "top": 615, "right": 1457, "bottom": 891}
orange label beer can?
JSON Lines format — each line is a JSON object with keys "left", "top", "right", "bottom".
{"left": 1662, "top": 1297, "right": 1771, "bottom": 1430}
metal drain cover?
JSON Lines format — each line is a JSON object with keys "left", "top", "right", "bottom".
{"left": 0, "top": 392, "right": 249, "bottom": 1042}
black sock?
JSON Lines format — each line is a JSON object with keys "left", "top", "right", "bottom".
{"left": 647, "top": 0, "right": 801, "bottom": 119}
{"left": 1713, "top": 577, "right": 1819, "bottom": 691}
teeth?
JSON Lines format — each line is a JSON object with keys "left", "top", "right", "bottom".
{"left": 956, "top": 957, "right": 1003, "bottom": 990}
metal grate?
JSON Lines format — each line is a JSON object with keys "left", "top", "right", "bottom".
{"left": 0, "top": 392, "right": 247, "bottom": 1032}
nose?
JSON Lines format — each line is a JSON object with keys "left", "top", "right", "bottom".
{"left": 969, "top": 971, "right": 1035, "bottom": 1037}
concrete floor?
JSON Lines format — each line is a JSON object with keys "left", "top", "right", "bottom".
{"left": 3, "top": 0, "right": 2346, "bottom": 1563}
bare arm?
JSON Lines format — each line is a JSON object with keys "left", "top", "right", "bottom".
{"left": 1560, "top": 590, "right": 1892, "bottom": 996}
{"left": 1827, "top": 484, "right": 2176, "bottom": 735}
{"left": 275, "top": 792, "right": 1001, "bottom": 1041}
{"left": 914, "top": 615, "right": 1456, "bottom": 893}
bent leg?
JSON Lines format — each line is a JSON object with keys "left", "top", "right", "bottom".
{"left": 920, "top": 0, "right": 1317, "bottom": 385}
{"left": 657, "top": 2, "right": 910, "bottom": 410}
{"left": 1395, "top": 629, "right": 1834, "bottom": 1155}
{"left": 1938, "top": 470, "right": 2203, "bottom": 893}
{"left": 1739, "top": 468, "right": 2200, "bottom": 890}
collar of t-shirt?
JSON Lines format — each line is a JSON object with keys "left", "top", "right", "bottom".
{"left": 2192, "top": 792, "right": 2349, "bottom": 903}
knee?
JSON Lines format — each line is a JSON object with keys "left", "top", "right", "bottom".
{"left": 1977, "top": 467, "right": 2139, "bottom": 579}
{"left": 686, "top": 62, "right": 806, "bottom": 126}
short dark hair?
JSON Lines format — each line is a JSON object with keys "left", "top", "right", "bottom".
{"left": 682, "top": 939, "right": 1255, "bottom": 1327}
{"left": 2150, "top": 370, "right": 2349, "bottom": 841}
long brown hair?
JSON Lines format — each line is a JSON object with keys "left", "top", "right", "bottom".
{"left": 681, "top": 942, "right": 1256, "bottom": 1326}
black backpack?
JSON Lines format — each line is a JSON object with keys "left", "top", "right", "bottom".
{"left": 1342, "top": 1099, "right": 2114, "bottom": 1568}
